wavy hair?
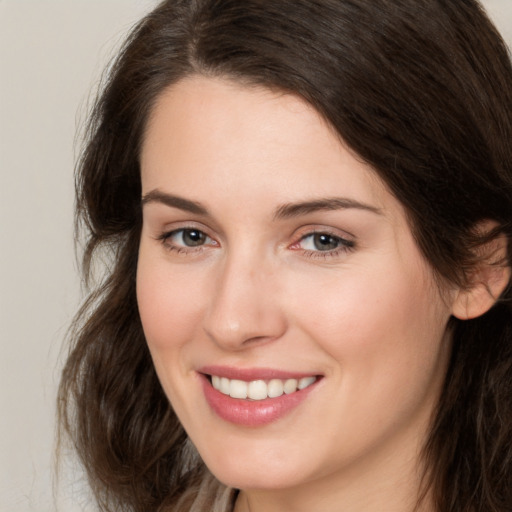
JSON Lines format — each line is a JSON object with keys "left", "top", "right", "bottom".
{"left": 58, "top": 1, "right": 512, "bottom": 510}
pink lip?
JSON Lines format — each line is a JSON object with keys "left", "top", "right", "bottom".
{"left": 197, "top": 366, "right": 321, "bottom": 427}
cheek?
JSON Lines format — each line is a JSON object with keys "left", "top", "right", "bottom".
{"left": 136, "top": 247, "right": 213, "bottom": 413}
{"left": 296, "top": 268, "right": 451, "bottom": 452}
{"left": 136, "top": 248, "right": 206, "bottom": 355}
{"left": 293, "top": 261, "right": 450, "bottom": 392}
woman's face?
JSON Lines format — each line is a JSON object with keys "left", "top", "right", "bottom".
{"left": 137, "top": 76, "right": 455, "bottom": 494}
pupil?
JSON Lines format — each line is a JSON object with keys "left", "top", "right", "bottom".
{"left": 183, "top": 230, "right": 205, "bottom": 246}
{"left": 314, "top": 234, "right": 338, "bottom": 251}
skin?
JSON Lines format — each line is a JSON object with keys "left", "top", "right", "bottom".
{"left": 137, "top": 76, "right": 461, "bottom": 512}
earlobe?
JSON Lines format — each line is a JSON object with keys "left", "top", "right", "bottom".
{"left": 452, "top": 228, "right": 511, "bottom": 320}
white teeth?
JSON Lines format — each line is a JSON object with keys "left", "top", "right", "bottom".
{"left": 248, "top": 380, "right": 267, "bottom": 400}
{"left": 229, "top": 379, "right": 248, "bottom": 399}
{"left": 267, "top": 379, "right": 284, "bottom": 398}
{"left": 210, "top": 374, "right": 317, "bottom": 400}
{"left": 298, "top": 376, "right": 316, "bottom": 390}
{"left": 283, "top": 378, "right": 298, "bottom": 394}
{"left": 220, "top": 377, "right": 230, "bottom": 395}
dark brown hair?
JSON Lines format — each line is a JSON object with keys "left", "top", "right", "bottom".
{"left": 58, "top": 1, "right": 512, "bottom": 510}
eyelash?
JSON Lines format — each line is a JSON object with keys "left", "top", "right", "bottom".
{"left": 156, "top": 228, "right": 216, "bottom": 255}
{"left": 292, "top": 231, "right": 355, "bottom": 260}
{"left": 156, "top": 228, "right": 356, "bottom": 259}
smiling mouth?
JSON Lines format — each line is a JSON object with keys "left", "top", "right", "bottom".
{"left": 200, "top": 370, "right": 322, "bottom": 425}
{"left": 208, "top": 375, "right": 319, "bottom": 400}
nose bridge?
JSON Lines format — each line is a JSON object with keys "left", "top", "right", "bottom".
{"left": 203, "top": 245, "right": 286, "bottom": 349}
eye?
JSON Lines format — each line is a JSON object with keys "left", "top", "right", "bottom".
{"left": 174, "top": 229, "right": 208, "bottom": 247}
{"left": 290, "top": 230, "right": 356, "bottom": 260}
{"left": 299, "top": 232, "right": 352, "bottom": 252}
{"left": 301, "top": 233, "right": 339, "bottom": 251}
{"left": 158, "top": 228, "right": 216, "bottom": 250}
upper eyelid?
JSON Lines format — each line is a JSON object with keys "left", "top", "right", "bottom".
{"left": 294, "top": 232, "right": 355, "bottom": 250}
{"left": 156, "top": 222, "right": 217, "bottom": 238}
{"left": 299, "top": 232, "right": 351, "bottom": 243}
{"left": 143, "top": 207, "right": 224, "bottom": 237}
{"left": 293, "top": 225, "right": 356, "bottom": 242}
{"left": 145, "top": 207, "right": 356, "bottom": 235}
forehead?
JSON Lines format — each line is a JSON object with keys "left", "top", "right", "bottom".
{"left": 140, "top": 76, "right": 394, "bottom": 216}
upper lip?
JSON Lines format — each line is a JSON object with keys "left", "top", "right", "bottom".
{"left": 197, "top": 365, "right": 321, "bottom": 381}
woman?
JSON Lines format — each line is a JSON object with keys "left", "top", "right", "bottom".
{"left": 58, "top": 1, "right": 512, "bottom": 511}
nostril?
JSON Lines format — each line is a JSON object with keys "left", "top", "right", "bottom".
{"left": 242, "top": 335, "right": 273, "bottom": 345}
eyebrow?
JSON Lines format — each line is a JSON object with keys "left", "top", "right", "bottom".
{"left": 141, "top": 189, "right": 209, "bottom": 215}
{"left": 273, "top": 197, "right": 382, "bottom": 219}
{"left": 141, "top": 189, "right": 381, "bottom": 219}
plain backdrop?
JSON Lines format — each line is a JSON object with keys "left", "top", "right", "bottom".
{"left": 1, "top": 1, "right": 510, "bottom": 511}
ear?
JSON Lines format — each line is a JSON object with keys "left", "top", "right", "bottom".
{"left": 452, "top": 222, "right": 511, "bottom": 320}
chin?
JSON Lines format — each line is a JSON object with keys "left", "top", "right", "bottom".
{"left": 211, "top": 465, "right": 304, "bottom": 491}
{"left": 198, "top": 440, "right": 316, "bottom": 491}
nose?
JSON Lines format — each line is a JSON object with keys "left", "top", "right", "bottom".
{"left": 202, "top": 251, "right": 287, "bottom": 350}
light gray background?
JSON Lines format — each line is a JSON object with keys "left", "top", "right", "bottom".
{"left": 1, "top": 1, "right": 510, "bottom": 511}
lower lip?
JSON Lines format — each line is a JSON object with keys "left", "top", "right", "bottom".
{"left": 200, "top": 374, "right": 319, "bottom": 427}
